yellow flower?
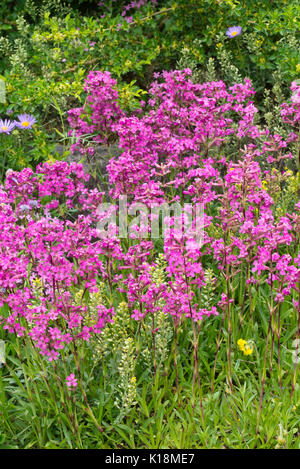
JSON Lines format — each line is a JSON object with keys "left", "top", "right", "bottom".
{"left": 237, "top": 339, "right": 246, "bottom": 350}
{"left": 237, "top": 339, "right": 253, "bottom": 356}
{"left": 243, "top": 344, "right": 253, "bottom": 355}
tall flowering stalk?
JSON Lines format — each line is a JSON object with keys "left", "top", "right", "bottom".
{"left": 68, "top": 71, "right": 124, "bottom": 156}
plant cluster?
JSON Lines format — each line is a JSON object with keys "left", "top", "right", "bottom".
{"left": 0, "top": 70, "right": 299, "bottom": 448}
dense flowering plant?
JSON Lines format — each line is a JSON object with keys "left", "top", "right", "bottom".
{"left": 69, "top": 70, "right": 299, "bottom": 371}
{"left": 68, "top": 71, "right": 124, "bottom": 154}
{"left": 2, "top": 71, "right": 298, "bottom": 371}
{"left": 0, "top": 161, "right": 115, "bottom": 360}
{"left": 0, "top": 74, "right": 299, "bottom": 452}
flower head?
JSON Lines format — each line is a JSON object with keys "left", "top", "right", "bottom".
{"left": 237, "top": 338, "right": 253, "bottom": 356}
{"left": 66, "top": 373, "right": 78, "bottom": 389}
{"left": 243, "top": 345, "right": 253, "bottom": 356}
{"left": 0, "top": 118, "right": 15, "bottom": 134}
{"left": 237, "top": 338, "right": 246, "bottom": 350}
{"left": 15, "top": 113, "right": 36, "bottom": 129}
{"left": 226, "top": 26, "right": 242, "bottom": 38}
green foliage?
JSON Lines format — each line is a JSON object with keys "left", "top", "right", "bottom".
{"left": 0, "top": 10, "right": 160, "bottom": 119}
{"left": 164, "top": 0, "right": 300, "bottom": 89}
{"left": 2, "top": 0, "right": 298, "bottom": 124}
{"left": 0, "top": 0, "right": 298, "bottom": 175}
{"left": 1, "top": 287, "right": 299, "bottom": 449}
{"left": 0, "top": 123, "right": 59, "bottom": 177}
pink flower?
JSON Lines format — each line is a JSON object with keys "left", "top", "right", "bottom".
{"left": 66, "top": 373, "right": 78, "bottom": 389}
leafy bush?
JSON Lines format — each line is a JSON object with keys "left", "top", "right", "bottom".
{"left": 0, "top": 8, "right": 159, "bottom": 118}
{"left": 1, "top": 0, "right": 298, "bottom": 132}
{"left": 161, "top": 0, "right": 300, "bottom": 88}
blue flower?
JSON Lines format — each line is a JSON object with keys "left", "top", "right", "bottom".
{"left": 0, "top": 119, "right": 15, "bottom": 134}
{"left": 226, "top": 26, "right": 242, "bottom": 38}
{"left": 15, "top": 113, "right": 36, "bottom": 129}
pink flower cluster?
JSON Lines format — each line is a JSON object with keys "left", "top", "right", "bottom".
{"left": 281, "top": 81, "right": 300, "bottom": 127}
{"left": 0, "top": 161, "right": 115, "bottom": 360}
{"left": 280, "top": 80, "right": 300, "bottom": 155}
{"left": 107, "top": 69, "right": 262, "bottom": 203}
{"left": 92, "top": 71, "right": 299, "bottom": 317}
{"left": 68, "top": 71, "right": 124, "bottom": 154}
{"left": 1, "top": 72, "right": 299, "bottom": 365}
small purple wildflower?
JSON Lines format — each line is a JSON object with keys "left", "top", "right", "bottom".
{"left": 226, "top": 26, "right": 242, "bottom": 38}
{"left": 15, "top": 114, "right": 36, "bottom": 129}
{"left": 0, "top": 119, "right": 15, "bottom": 134}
